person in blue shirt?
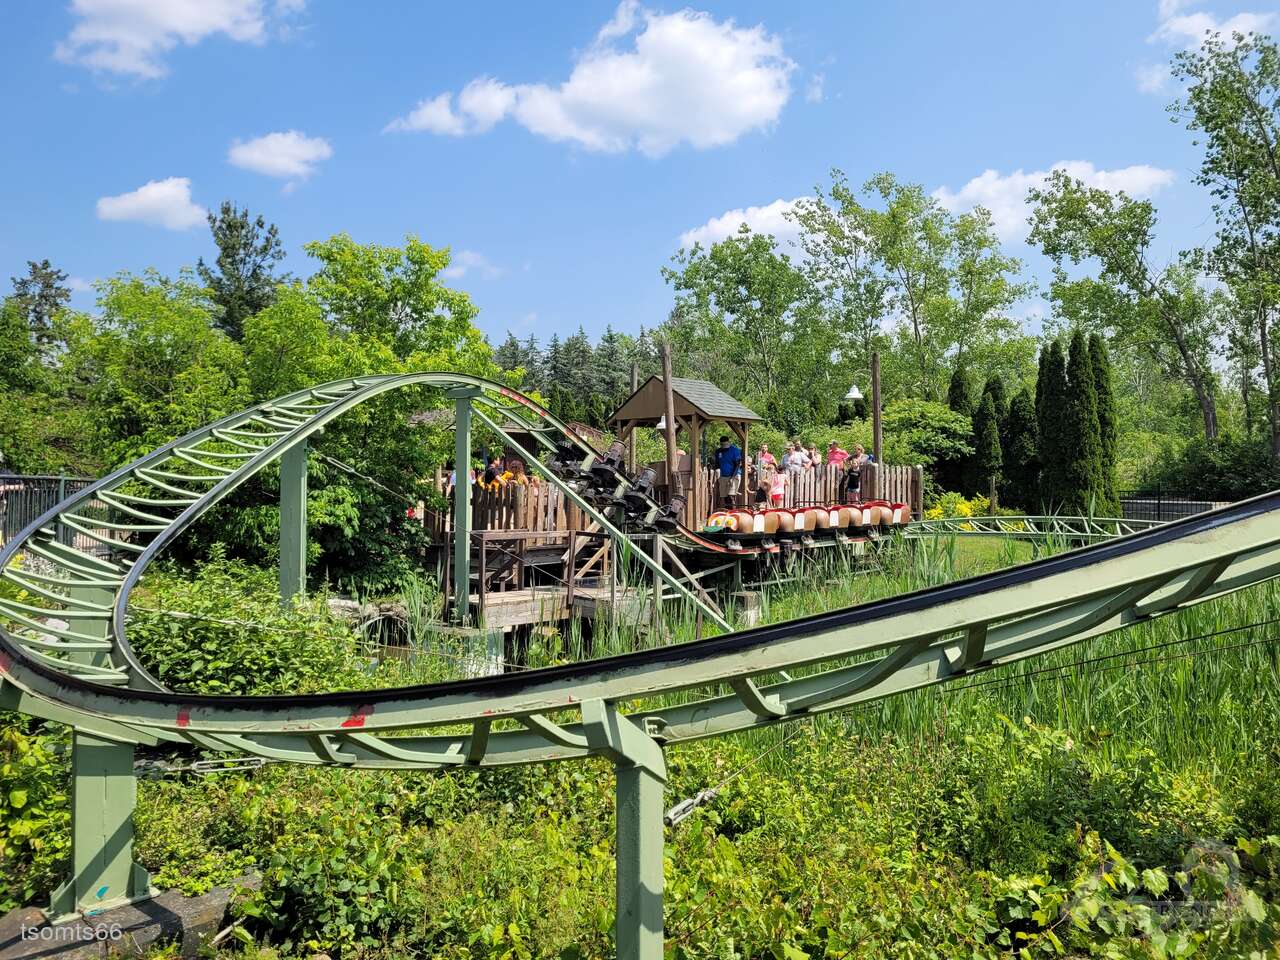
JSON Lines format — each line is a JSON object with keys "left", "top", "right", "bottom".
{"left": 713, "top": 435, "right": 743, "bottom": 508}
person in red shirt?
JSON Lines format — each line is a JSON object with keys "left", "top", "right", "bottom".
{"left": 756, "top": 444, "right": 777, "bottom": 469}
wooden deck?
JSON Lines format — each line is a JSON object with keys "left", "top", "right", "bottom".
{"left": 473, "top": 584, "right": 649, "bottom": 630}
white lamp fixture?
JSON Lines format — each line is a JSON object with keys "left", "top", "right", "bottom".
{"left": 844, "top": 384, "right": 863, "bottom": 401}
{"left": 656, "top": 415, "right": 667, "bottom": 430}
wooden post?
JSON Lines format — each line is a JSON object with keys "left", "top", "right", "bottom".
{"left": 871, "top": 350, "right": 883, "bottom": 465}
{"left": 628, "top": 362, "right": 639, "bottom": 471}
{"left": 660, "top": 343, "right": 678, "bottom": 505}
{"left": 689, "top": 416, "right": 702, "bottom": 527}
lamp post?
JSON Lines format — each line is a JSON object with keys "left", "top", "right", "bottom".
{"left": 845, "top": 350, "right": 882, "bottom": 463}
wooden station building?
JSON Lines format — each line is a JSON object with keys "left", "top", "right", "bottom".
{"left": 609, "top": 376, "right": 763, "bottom": 522}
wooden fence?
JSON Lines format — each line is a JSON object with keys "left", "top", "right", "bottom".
{"left": 424, "top": 463, "right": 924, "bottom": 540}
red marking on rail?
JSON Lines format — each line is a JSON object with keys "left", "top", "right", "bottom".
{"left": 340, "top": 704, "right": 374, "bottom": 728}
{"left": 176, "top": 708, "right": 190, "bottom": 728}
{"left": 0, "top": 652, "right": 11, "bottom": 673}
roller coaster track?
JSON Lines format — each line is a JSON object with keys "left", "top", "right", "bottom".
{"left": 904, "top": 514, "right": 1165, "bottom": 540}
{"left": 2, "top": 372, "right": 1278, "bottom": 956}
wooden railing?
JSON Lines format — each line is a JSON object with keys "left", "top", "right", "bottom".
{"left": 423, "top": 463, "right": 924, "bottom": 541}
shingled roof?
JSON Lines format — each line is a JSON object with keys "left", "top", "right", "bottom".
{"left": 609, "top": 375, "right": 763, "bottom": 426}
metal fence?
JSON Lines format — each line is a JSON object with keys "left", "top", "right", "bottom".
{"left": 0, "top": 474, "right": 107, "bottom": 553}
{"left": 1118, "top": 488, "right": 1230, "bottom": 523}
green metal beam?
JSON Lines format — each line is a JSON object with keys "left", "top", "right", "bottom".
{"left": 450, "top": 388, "right": 481, "bottom": 624}
{"left": 279, "top": 440, "right": 308, "bottom": 604}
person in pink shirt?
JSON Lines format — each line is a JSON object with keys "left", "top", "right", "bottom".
{"left": 826, "top": 441, "right": 850, "bottom": 469}
{"left": 768, "top": 466, "right": 788, "bottom": 506}
{"left": 756, "top": 444, "right": 777, "bottom": 469}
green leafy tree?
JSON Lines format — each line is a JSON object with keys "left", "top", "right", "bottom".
{"left": 1001, "top": 387, "right": 1040, "bottom": 510}
{"left": 1062, "top": 330, "right": 1104, "bottom": 514}
{"left": 663, "top": 226, "right": 835, "bottom": 431}
{"left": 1089, "top": 333, "right": 1120, "bottom": 514}
{"left": 74, "top": 271, "right": 249, "bottom": 465}
{"left": 197, "top": 202, "right": 288, "bottom": 341}
{"left": 1174, "top": 32, "right": 1280, "bottom": 465}
{"left": 972, "top": 393, "right": 1003, "bottom": 507}
{"left": 304, "top": 233, "right": 485, "bottom": 362}
{"left": 1029, "top": 172, "right": 1221, "bottom": 442}
{"left": 788, "top": 168, "right": 892, "bottom": 373}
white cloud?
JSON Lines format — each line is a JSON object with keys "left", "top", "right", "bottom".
{"left": 1151, "top": 7, "right": 1275, "bottom": 47}
{"left": 933, "top": 161, "right": 1176, "bottom": 241}
{"left": 66, "top": 276, "right": 95, "bottom": 293}
{"left": 679, "top": 197, "right": 809, "bottom": 248}
{"left": 1134, "top": 62, "right": 1171, "bottom": 94}
{"left": 805, "top": 72, "right": 825, "bottom": 103}
{"left": 384, "top": 2, "right": 795, "bottom": 157}
{"left": 228, "top": 130, "right": 332, "bottom": 181}
{"left": 442, "top": 250, "right": 503, "bottom": 280}
{"left": 96, "top": 177, "right": 206, "bottom": 230}
{"left": 55, "top": 0, "right": 304, "bottom": 79}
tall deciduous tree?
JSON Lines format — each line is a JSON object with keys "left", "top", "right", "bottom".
{"left": 1029, "top": 172, "right": 1221, "bottom": 442}
{"left": 304, "top": 233, "right": 487, "bottom": 364}
{"left": 1174, "top": 32, "right": 1280, "bottom": 465}
{"left": 197, "top": 203, "right": 288, "bottom": 341}
{"left": 788, "top": 168, "right": 891, "bottom": 373}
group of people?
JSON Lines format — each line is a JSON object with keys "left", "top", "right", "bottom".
{"left": 446, "top": 456, "right": 539, "bottom": 495}
{"left": 712, "top": 435, "right": 876, "bottom": 510}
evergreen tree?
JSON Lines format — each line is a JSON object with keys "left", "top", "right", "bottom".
{"left": 494, "top": 332, "right": 525, "bottom": 374}
{"left": 561, "top": 327, "right": 595, "bottom": 399}
{"left": 972, "top": 393, "right": 1003, "bottom": 508}
{"left": 1001, "top": 387, "right": 1040, "bottom": 510}
{"left": 981, "top": 374, "right": 1008, "bottom": 424}
{"left": 1089, "top": 333, "right": 1119, "bottom": 514}
{"left": 594, "top": 325, "right": 633, "bottom": 407}
{"left": 946, "top": 366, "right": 975, "bottom": 417}
{"left": 1036, "top": 340, "right": 1069, "bottom": 510}
{"left": 197, "top": 202, "right": 287, "bottom": 341}
{"left": 10, "top": 259, "right": 70, "bottom": 351}
{"left": 941, "top": 366, "right": 974, "bottom": 492}
{"left": 544, "top": 334, "right": 567, "bottom": 390}
{"left": 1062, "top": 329, "right": 1103, "bottom": 514}
{"left": 521, "top": 335, "right": 543, "bottom": 385}
{"left": 977, "top": 374, "right": 1008, "bottom": 496}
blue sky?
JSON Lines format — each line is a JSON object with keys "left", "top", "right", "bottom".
{"left": 2, "top": 0, "right": 1277, "bottom": 342}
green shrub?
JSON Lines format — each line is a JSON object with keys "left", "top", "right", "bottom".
{"left": 129, "top": 550, "right": 363, "bottom": 695}
{"left": 0, "top": 720, "right": 70, "bottom": 911}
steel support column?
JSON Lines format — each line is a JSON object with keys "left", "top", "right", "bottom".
{"left": 583, "top": 699, "right": 666, "bottom": 960}
{"left": 279, "top": 440, "right": 307, "bottom": 604}
{"left": 48, "top": 732, "right": 154, "bottom": 921}
{"left": 450, "top": 388, "right": 481, "bottom": 624}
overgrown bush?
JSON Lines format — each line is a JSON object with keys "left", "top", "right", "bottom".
{"left": 129, "top": 550, "right": 363, "bottom": 695}
{"left": 1136, "top": 432, "right": 1280, "bottom": 501}
{"left": 0, "top": 721, "right": 70, "bottom": 911}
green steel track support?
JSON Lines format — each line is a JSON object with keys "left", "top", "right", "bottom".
{"left": 450, "top": 387, "right": 481, "bottom": 624}
{"left": 279, "top": 440, "right": 308, "bottom": 604}
{"left": 583, "top": 699, "right": 666, "bottom": 960}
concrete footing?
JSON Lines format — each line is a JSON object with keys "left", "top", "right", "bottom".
{"left": 731, "top": 591, "right": 763, "bottom": 628}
